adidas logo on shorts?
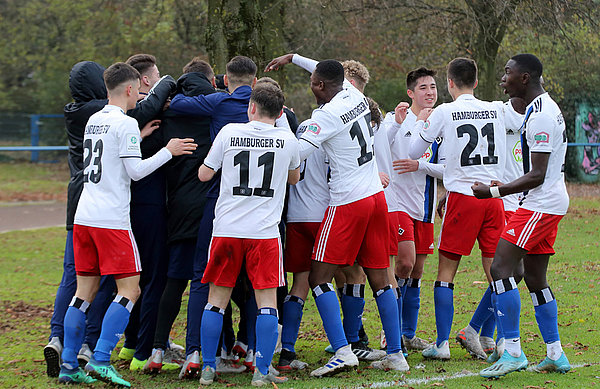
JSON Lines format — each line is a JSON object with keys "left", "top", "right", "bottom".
{"left": 506, "top": 228, "right": 516, "bottom": 236}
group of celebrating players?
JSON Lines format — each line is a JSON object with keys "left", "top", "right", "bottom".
{"left": 42, "top": 48, "right": 571, "bottom": 388}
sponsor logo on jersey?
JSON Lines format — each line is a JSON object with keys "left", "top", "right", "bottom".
{"left": 506, "top": 228, "right": 516, "bottom": 236}
{"left": 423, "top": 120, "right": 430, "bottom": 129}
{"left": 512, "top": 140, "right": 522, "bottom": 163}
{"left": 398, "top": 227, "right": 404, "bottom": 235}
{"left": 534, "top": 132, "right": 549, "bottom": 143}
{"left": 307, "top": 123, "right": 321, "bottom": 135}
{"left": 127, "top": 133, "right": 140, "bottom": 152}
{"left": 405, "top": 131, "right": 412, "bottom": 137}
{"left": 421, "top": 146, "right": 433, "bottom": 160}
{"left": 130, "top": 136, "right": 137, "bottom": 144}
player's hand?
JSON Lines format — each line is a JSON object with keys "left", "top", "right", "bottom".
{"left": 393, "top": 159, "right": 419, "bottom": 174}
{"left": 166, "top": 138, "right": 197, "bottom": 156}
{"left": 490, "top": 180, "right": 504, "bottom": 187}
{"left": 140, "top": 119, "right": 161, "bottom": 139}
{"left": 265, "top": 54, "right": 294, "bottom": 72}
{"left": 394, "top": 102, "right": 410, "bottom": 125}
{"left": 417, "top": 108, "right": 434, "bottom": 122}
{"left": 472, "top": 181, "right": 492, "bottom": 199}
{"left": 379, "top": 172, "right": 390, "bottom": 188}
{"left": 437, "top": 192, "right": 447, "bottom": 218}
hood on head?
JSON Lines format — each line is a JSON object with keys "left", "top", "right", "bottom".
{"left": 177, "top": 72, "right": 214, "bottom": 96}
{"left": 69, "top": 61, "right": 107, "bottom": 102}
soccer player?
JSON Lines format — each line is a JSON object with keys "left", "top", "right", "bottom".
{"left": 477, "top": 54, "right": 571, "bottom": 378}
{"left": 456, "top": 96, "right": 526, "bottom": 360}
{"left": 120, "top": 53, "right": 185, "bottom": 371}
{"left": 388, "top": 67, "right": 443, "bottom": 351}
{"left": 45, "top": 59, "right": 175, "bottom": 377}
{"left": 57, "top": 62, "right": 196, "bottom": 387}
{"left": 277, "top": 118, "right": 329, "bottom": 371}
{"left": 196, "top": 83, "right": 300, "bottom": 386}
{"left": 266, "top": 53, "right": 409, "bottom": 375}
{"left": 408, "top": 58, "right": 507, "bottom": 360}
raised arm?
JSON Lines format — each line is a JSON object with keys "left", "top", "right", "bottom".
{"left": 265, "top": 53, "right": 318, "bottom": 74}
{"left": 169, "top": 92, "right": 218, "bottom": 117}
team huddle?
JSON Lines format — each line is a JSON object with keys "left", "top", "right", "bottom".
{"left": 43, "top": 50, "right": 570, "bottom": 387}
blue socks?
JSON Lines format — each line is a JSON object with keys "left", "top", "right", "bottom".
{"left": 493, "top": 278, "right": 521, "bottom": 340}
{"left": 201, "top": 304, "right": 225, "bottom": 369}
{"left": 93, "top": 295, "right": 134, "bottom": 362}
{"left": 313, "top": 283, "right": 347, "bottom": 352}
{"left": 341, "top": 284, "right": 365, "bottom": 343}
{"left": 245, "top": 294, "right": 258, "bottom": 354}
{"left": 255, "top": 308, "right": 279, "bottom": 375}
{"left": 402, "top": 278, "right": 420, "bottom": 339}
{"left": 281, "top": 295, "right": 304, "bottom": 353}
{"left": 531, "top": 287, "right": 559, "bottom": 343}
{"left": 61, "top": 297, "right": 90, "bottom": 369}
{"left": 491, "top": 291, "right": 504, "bottom": 341}
{"left": 376, "top": 286, "right": 401, "bottom": 354}
{"left": 469, "top": 285, "right": 494, "bottom": 333}
{"left": 395, "top": 286, "right": 403, "bottom": 341}
{"left": 434, "top": 281, "right": 454, "bottom": 347}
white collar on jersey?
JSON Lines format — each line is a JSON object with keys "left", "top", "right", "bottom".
{"left": 455, "top": 94, "right": 476, "bottom": 101}
{"left": 249, "top": 120, "right": 276, "bottom": 130}
{"left": 103, "top": 105, "right": 125, "bottom": 114}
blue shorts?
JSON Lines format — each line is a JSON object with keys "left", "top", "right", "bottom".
{"left": 167, "top": 239, "right": 197, "bottom": 280}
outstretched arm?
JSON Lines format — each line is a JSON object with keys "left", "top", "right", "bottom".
{"left": 265, "top": 53, "right": 318, "bottom": 74}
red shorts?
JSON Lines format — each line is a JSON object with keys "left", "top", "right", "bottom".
{"left": 388, "top": 212, "right": 399, "bottom": 256}
{"left": 396, "top": 211, "right": 435, "bottom": 255}
{"left": 439, "top": 192, "right": 504, "bottom": 259}
{"left": 285, "top": 222, "right": 320, "bottom": 273}
{"left": 501, "top": 209, "right": 563, "bottom": 255}
{"left": 73, "top": 224, "right": 141, "bottom": 277}
{"left": 203, "top": 237, "right": 285, "bottom": 289}
{"left": 504, "top": 210, "right": 515, "bottom": 224}
{"left": 312, "top": 192, "right": 389, "bottom": 269}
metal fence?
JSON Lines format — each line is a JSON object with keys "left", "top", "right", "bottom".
{"left": 0, "top": 114, "right": 66, "bottom": 162}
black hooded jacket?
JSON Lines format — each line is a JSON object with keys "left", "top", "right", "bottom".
{"left": 63, "top": 61, "right": 176, "bottom": 230}
{"left": 159, "top": 72, "right": 215, "bottom": 243}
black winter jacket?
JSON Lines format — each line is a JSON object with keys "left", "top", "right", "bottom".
{"left": 160, "top": 72, "right": 215, "bottom": 243}
{"left": 63, "top": 61, "right": 176, "bottom": 229}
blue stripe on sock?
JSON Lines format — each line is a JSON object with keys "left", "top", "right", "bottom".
{"left": 375, "top": 288, "right": 401, "bottom": 354}
{"left": 315, "top": 290, "right": 347, "bottom": 351}
{"left": 93, "top": 301, "right": 131, "bottom": 362}
{"left": 62, "top": 306, "right": 87, "bottom": 368}
{"left": 255, "top": 309, "right": 278, "bottom": 375}
{"left": 200, "top": 308, "right": 224, "bottom": 369}
{"left": 534, "top": 299, "right": 559, "bottom": 343}
{"left": 281, "top": 298, "right": 303, "bottom": 353}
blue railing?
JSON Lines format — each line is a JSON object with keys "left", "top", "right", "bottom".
{"left": 0, "top": 114, "right": 64, "bottom": 162}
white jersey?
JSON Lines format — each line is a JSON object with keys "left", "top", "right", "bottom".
{"left": 520, "top": 93, "right": 569, "bottom": 215}
{"left": 204, "top": 121, "right": 301, "bottom": 238}
{"left": 287, "top": 120, "right": 330, "bottom": 223}
{"left": 75, "top": 105, "right": 143, "bottom": 230}
{"left": 373, "top": 120, "right": 399, "bottom": 212}
{"left": 389, "top": 110, "right": 444, "bottom": 222}
{"left": 501, "top": 101, "right": 526, "bottom": 212}
{"left": 416, "top": 94, "right": 506, "bottom": 196}
{"left": 300, "top": 81, "right": 383, "bottom": 206}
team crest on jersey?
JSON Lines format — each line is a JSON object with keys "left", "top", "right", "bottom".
{"left": 512, "top": 141, "right": 522, "bottom": 163}
{"left": 398, "top": 227, "right": 404, "bottom": 235}
{"left": 127, "top": 134, "right": 139, "bottom": 152}
{"left": 307, "top": 123, "right": 321, "bottom": 135}
{"left": 534, "top": 132, "right": 549, "bottom": 143}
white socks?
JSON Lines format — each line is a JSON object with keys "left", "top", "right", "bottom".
{"left": 504, "top": 337, "right": 521, "bottom": 357}
{"left": 547, "top": 340, "right": 563, "bottom": 360}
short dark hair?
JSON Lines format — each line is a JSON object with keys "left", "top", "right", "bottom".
{"left": 226, "top": 56, "right": 257, "bottom": 85}
{"left": 314, "top": 60, "right": 344, "bottom": 86}
{"left": 103, "top": 62, "right": 141, "bottom": 91}
{"left": 125, "top": 54, "right": 157, "bottom": 75}
{"left": 183, "top": 57, "right": 214, "bottom": 78}
{"left": 510, "top": 53, "right": 543, "bottom": 81}
{"left": 250, "top": 83, "right": 285, "bottom": 119}
{"left": 406, "top": 67, "right": 437, "bottom": 90}
{"left": 447, "top": 58, "right": 477, "bottom": 89}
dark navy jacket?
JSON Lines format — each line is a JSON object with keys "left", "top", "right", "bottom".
{"left": 169, "top": 85, "right": 251, "bottom": 198}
